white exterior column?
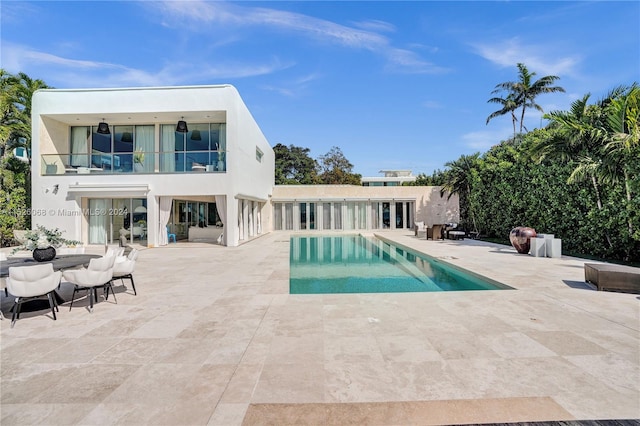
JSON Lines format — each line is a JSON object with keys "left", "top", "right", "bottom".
{"left": 243, "top": 200, "right": 250, "bottom": 238}
{"left": 148, "top": 195, "right": 159, "bottom": 247}
{"left": 226, "top": 195, "right": 239, "bottom": 247}
{"left": 248, "top": 201, "right": 254, "bottom": 237}
{"left": 390, "top": 202, "right": 396, "bottom": 229}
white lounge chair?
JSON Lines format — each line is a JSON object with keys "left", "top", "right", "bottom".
{"left": 64, "top": 256, "right": 116, "bottom": 313}
{"left": 7, "top": 263, "right": 62, "bottom": 328}
{"left": 112, "top": 249, "right": 139, "bottom": 296}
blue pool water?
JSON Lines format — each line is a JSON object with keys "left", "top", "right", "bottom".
{"left": 290, "top": 235, "right": 512, "bottom": 294}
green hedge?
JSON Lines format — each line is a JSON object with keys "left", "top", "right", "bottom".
{"left": 460, "top": 134, "right": 639, "bottom": 263}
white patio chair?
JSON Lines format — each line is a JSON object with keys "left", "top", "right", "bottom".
{"left": 64, "top": 255, "right": 116, "bottom": 313}
{"left": 6, "top": 263, "right": 62, "bottom": 328}
{"left": 105, "top": 247, "right": 125, "bottom": 258}
{"left": 1, "top": 252, "right": 7, "bottom": 297}
{"left": 414, "top": 221, "right": 427, "bottom": 238}
{"left": 111, "top": 249, "right": 139, "bottom": 296}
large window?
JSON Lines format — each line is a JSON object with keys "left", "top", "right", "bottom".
{"left": 66, "top": 123, "right": 226, "bottom": 174}
{"left": 70, "top": 125, "right": 154, "bottom": 173}
{"left": 273, "top": 200, "right": 413, "bottom": 231}
{"left": 160, "top": 123, "right": 226, "bottom": 172}
{"left": 323, "top": 203, "right": 331, "bottom": 230}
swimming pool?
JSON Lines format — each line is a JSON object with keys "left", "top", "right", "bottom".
{"left": 289, "top": 235, "right": 512, "bottom": 294}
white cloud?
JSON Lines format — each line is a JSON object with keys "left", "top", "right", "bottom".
{"left": 472, "top": 37, "right": 580, "bottom": 77}
{"left": 1, "top": 42, "right": 291, "bottom": 88}
{"left": 260, "top": 73, "right": 321, "bottom": 98}
{"left": 352, "top": 19, "right": 396, "bottom": 33}
{"left": 153, "top": 0, "right": 444, "bottom": 74}
{"left": 384, "top": 48, "right": 448, "bottom": 74}
{"left": 2, "top": 42, "right": 120, "bottom": 72}
{"left": 155, "top": 1, "right": 388, "bottom": 48}
{"left": 0, "top": 1, "right": 40, "bottom": 25}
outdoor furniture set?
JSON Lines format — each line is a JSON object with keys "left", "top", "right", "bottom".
{"left": 415, "top": 222, "right": 466, "bottom": 240}
{"left": 1, "top": 248, "right": 140, "bottom": 327}
{"left": 415, "top": 223, "right": 639, "bottom": 295}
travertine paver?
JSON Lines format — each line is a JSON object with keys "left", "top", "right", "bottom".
{"left": 1, "top": 231, "right": 638, "bottom": 425}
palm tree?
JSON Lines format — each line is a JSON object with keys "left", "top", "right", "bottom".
{"left": 13, "top": 72, "right": 50, "bottom": 151}
{"left": 534, "top": 94, "right": 606, "bottom": 206}
{"left": 602, "top": 83, "right": 639, "bottom": 241}
{"left": 15, "top": 72, "right": 50, "bottom": 118}
{"left": 0, "top": 69, "right": 21, "bottom": 152}
{"left": 486, "top": 93, "right": 519, "bottom": 138}
{"left": 491, "top": 63, "right": 565, "bottom": 133}
{"left": 440, "top": 153, "right": 481, "bottom": 233}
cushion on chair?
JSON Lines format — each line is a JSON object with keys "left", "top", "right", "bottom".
{"left": 63, "top": 256, "right": 115, "bottom": 288}
{"left": 127, "top": 249, "right": 139, "bottom": 261}
{"left": 105, "top": 247, "right": 125, "bottom": 258}
{"left": 113, "top": 258, "right": 135, "bottom": 277}
{"left": 7, "top": 264, "right": 62, "bottom": 298}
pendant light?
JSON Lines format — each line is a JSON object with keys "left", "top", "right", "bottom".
{"left": 97, "top": 119, "right": 110, "bottom": 135}
{"left": 176, "top": 117, "right": 188, "bottom": 133}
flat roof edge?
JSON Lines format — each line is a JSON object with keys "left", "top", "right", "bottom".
{"left": 34, "top": 84, "right": 234, "bottom": 94}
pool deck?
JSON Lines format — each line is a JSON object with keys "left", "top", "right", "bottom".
{"left": 1, "top": 231, "right": 639, "bottom": 425}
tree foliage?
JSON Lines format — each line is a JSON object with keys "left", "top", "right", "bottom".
{"left": 0, "top": 69, "right": 50, "bottom": 246}
{"left": 273, "top": 143, "right": 318, "bottom": 184}
{"left": 274, "top": 144, "right": 361, "bottom": 185}
{"left": 404, "top": 171, "right": 446, "bottom": 186}
{"left": 316, "top": 146, "right": 361, "bottom": 185}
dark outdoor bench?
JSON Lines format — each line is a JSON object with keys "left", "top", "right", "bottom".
{"left": 584, "top": 263, "right": 640, "bottom": 294}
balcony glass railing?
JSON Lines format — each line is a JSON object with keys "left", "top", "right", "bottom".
{"left": 40, "top": 151, "right": 227, "bottom": 175}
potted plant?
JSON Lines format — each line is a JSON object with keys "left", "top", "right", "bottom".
{"left": 12, "top": 225, "right": 81, "bottom": 261}
{"left": 133, "top": 149, "right": 145, "bottom": 172}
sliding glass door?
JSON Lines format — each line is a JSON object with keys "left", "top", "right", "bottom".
{"left": 88, "top": 198, "right": 147, "bottom": 245}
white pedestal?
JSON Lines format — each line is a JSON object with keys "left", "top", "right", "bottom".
{"left": 529, "top": 238, "right": 546, "bottom": 257}
{"left": 547, "top": 238, "right": 562, "bottom": 258}
{"left": 535, "top": 234, "right": 562, "bottom": 258}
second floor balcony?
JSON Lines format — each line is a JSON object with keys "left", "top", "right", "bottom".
{"left": 41, "top": 151, "right": 227, "bottom": 175}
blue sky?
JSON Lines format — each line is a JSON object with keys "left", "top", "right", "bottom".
{"left": 2, "top": 1, "right": 639, "bottom": 177}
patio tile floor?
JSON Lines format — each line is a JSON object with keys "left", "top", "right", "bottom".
{"left": 1, "top": 231, "right": 638, "bottom": 425}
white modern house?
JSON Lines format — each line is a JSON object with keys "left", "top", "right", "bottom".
{"left": 270, "top": 185, "right": 457, "bottom": 231}
{"left": 361, "top": 170, "right": 417, "bottom": 186}
{"left": 31, "top": 85, "right": 274, "bottom": 247}
{"left": 30, "top": 85, "right": 458, "bottom": 248}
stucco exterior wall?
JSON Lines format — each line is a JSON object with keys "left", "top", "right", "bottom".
{"left": 30, "top": 85, "right": 274, "bottom": 247}
{"left": 271, "top": 185, "right": 459, "bottom": 226}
